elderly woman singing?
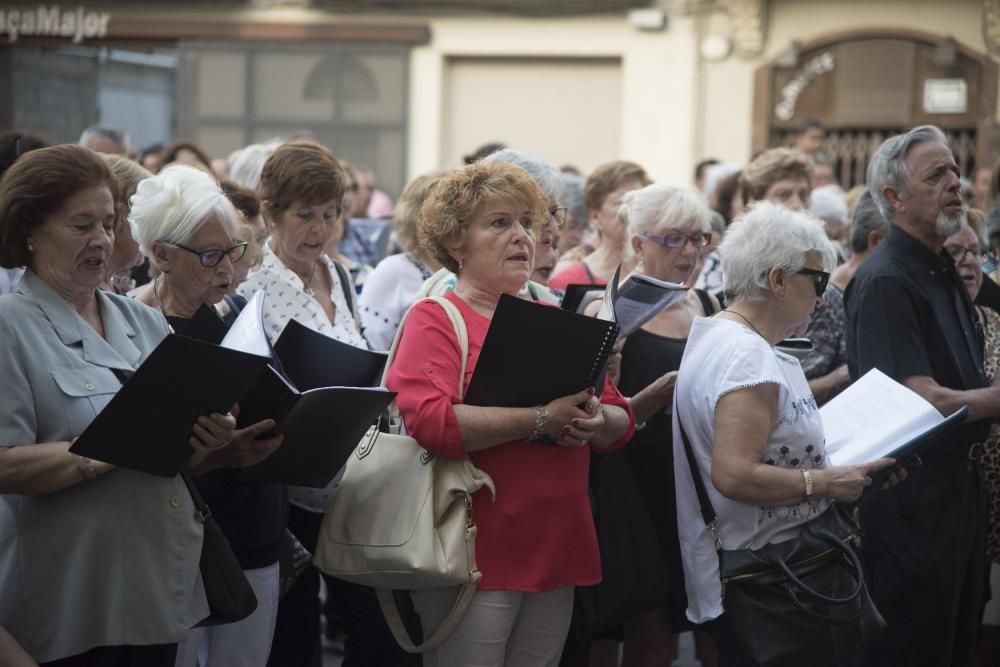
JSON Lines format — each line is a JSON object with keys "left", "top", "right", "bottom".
{"left": 387, "top": 160, "right": 635, "bottom": 666}
{"left": 0, "top": 146, "right": 237, "bottom": 666}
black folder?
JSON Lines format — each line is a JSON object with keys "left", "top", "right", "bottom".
{"left": 464, "top": 293, "right": 620, "bottom": 408}
{"left": 272, "top": 319, "right": 387, "bottom": 390}
{"left": 169, "top": 303, "right": 229, "bottom": 345}
{"left": 865, "top": 406, "right": 969, "bottom": 492}
{"left": 70, "top": 334, "right": 270, "bottom": 477}
{"left": 237, "top": 385, "right": 395, "bottom": 487}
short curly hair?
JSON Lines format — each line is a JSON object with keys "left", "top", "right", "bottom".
{"left": 418, "top": 161, "right": 549, "bottom": 274}
{"left": 741, "top": 148, "right": 814, "bottom": 205}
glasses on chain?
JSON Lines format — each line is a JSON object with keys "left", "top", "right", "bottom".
{"left": 170, "top": 241, "right": 249, "bottom": 268}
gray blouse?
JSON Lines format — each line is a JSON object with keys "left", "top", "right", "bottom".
{"left": 0, "top": 271, "right": 208, "bottom": 662}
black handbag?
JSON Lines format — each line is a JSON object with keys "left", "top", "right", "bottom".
{"left": 181, "top": 471, "right": 259, "bottom": 627}
{"left": 678, "top": 420, "right": 885, "bottom": 667}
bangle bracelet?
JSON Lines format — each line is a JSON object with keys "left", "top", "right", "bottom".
{"left": 801, "top": 469, "right": 814, "bottom": 498}
{"left": 529, "top": 404, "right": 548, "bottom": 441}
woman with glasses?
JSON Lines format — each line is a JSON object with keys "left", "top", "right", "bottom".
{"left": 945, "top": 215, "right": 1000, "bottom": 664}
{"left": 129, "top": 164, "right": 287, "bottom": 667}
{"left": 589, "top": 185, "right": 721, "bottom": 667}
{"left": 672, "top": 201, "right": 896, "bottom": 664}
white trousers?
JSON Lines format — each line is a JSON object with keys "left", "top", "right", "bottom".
{"left": 412, "top": 586, "right": 575, "bottom": 667}
{"left": 174, "top": 562, "right": 280, "bottom": 667}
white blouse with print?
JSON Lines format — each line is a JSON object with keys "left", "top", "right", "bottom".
{"left": 238, "top": 240, "right": 368, "bottom": 513}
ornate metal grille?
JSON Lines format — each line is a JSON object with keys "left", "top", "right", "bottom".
{"left": 772, "top": 127, "right": 979, "bottom": 188}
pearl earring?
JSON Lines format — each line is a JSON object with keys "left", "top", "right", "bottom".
{"left": 458, "top": 259, "right": 464, "bottom": 272}
{"left": 26, "top": 242, "right": 34, "bottom": 252}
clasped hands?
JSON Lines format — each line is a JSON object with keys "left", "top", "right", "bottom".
{"left": 540, "top": 387, "right": 607, "bottom": 447}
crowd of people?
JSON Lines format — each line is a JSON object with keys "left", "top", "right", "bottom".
{"left": 0, "top": 116, "right": 998, "bottom": 667}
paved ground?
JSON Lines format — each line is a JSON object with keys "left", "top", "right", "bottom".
{"left": 322, "top": 631, "right": 703, "bottom": 666}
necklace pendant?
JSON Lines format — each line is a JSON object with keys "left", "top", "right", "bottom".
{"left": 305, "top": 287, "right": 315, "bottom": 296}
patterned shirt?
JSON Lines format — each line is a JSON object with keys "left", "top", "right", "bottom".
{"left": 238, "top": 240, "right": 367, "bottom": 512}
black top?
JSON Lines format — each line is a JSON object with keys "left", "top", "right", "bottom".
{"left": 844, "top": 225, "right": 989, "bottom": 453}
{"left": 172, "top": 295, "right": 289, "bottom": 569}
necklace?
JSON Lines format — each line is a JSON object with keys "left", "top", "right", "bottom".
{"left": 299, "top": 261, "right": 319, "bottom": 296}
{"left": 723, "top": 308, "right": 766, "bottom": 340}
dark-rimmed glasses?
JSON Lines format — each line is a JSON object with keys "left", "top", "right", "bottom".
{"left": 944, "top": 244, "right": 987, "bottom": 264}
{"left": 549, "top": 206, "right": 568, "bottom": 227}
{"left": 170, "top": 241, "right": 248, "bottom": 268}
{"left": 640, "top": 232, "right": 712, "bottom": 250}
{"left": 796, "top": 267, "right": 830, "bottom": 298}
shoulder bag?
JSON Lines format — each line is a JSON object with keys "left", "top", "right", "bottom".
{"left": 677, "top": 415, "right": 885, "bottom": 666}
{"left": 313, "top": 295, "right": 496, "bottom": 653}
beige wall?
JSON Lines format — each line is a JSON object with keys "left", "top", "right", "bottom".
{"left": 700, "top": 0, "right": 990, "bottom": 167}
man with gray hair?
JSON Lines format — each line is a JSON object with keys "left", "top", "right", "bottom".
{"left": 845, "top": 125, "right": 994, "bottom": 665}
{"left": 78, "top": 125, "right": 131, "bottom": 156}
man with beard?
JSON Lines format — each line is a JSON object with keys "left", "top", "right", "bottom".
{"left": 845, "top": 125, "right": 996, "bottom": 666}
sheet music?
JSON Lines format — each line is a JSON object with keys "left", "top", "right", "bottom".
{"left": 822, "top": 368, "right": 944, "bottom": 466}
{"left": 220, "top": 290, "right": 271, "bottom": 358}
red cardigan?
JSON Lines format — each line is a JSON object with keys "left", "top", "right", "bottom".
{"left": 386, "top": 292, "right": 634, "bottom": 591}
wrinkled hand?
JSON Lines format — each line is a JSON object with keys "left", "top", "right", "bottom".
{"left": 196, "top": 419, "right": 284, "bottom": 473}
{"left": 543, "top": 388, "right": 596, "bottom": 447}
{"left": 820, "top": 458, "right": 896, "bottom": 503}
{"left": 187, "top": 412, "right": 237, "bottom": 469}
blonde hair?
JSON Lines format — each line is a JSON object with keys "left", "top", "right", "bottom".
{"left": 104, "top": 154, "right": 152, "bottom": 235}
{"left": 584, "top": 160, "right": 651, "bottom": 212}
{"left": 419, "top": 162, "right": 548, "bottom": 274}
{"left": 394, "top": 172, "right": 445, "bottom": 255}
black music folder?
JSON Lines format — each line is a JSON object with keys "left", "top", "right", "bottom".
{"left": 272, "top": 319, "right": 388, "bottom": 390}
{"left": 237, "top": 385, "right": 395, "bottom": 487}
{"left": 169, "top": 303, "right": 229, "bottom": 345}
{"left": 70, "top": 334, "right": 270, "bottom": 477}
{"left": 464, "top": 293, "right": 620, "bottom": 408}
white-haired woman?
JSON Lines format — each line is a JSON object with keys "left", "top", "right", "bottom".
{"left": 672, "top": 201, "right": 896, "bottom": 662}
{"left": 594, "top": 185, "right": 720, "bottom": 666}
{"left": 130, "top": 165, "right": 286, "bottom": 667}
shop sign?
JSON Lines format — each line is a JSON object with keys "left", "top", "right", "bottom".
{"left": 774, "top": 52, "right": 835, "bottom": 122}
{"left": 1, "top": 5, "right": 111, "bottom": 44}
{"left": 923, "top": 78, "right": 968, "bottom": 114}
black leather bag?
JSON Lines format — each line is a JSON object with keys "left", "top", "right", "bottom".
{"left": 679, "top": 422, "right": 885, "bottom": 667}
{"left": 181, "top": 471, "right": 258, "bottom": 627}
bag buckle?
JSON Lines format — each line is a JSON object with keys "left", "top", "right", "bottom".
{"left": 197, "top": 506, "right": 212, "bottom": 523}
{"left": 709, "top": 519, "right": 722, "bottom": 551}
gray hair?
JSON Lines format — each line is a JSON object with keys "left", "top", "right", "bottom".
{"left": 866, "top": 125, "right": 948, "bottom": 222}
{"left": 561, "top": 173, "right": 587, "bottom": 227}
{"left": 78, "top": 125, "right": 132, "bottom": 154}
{"left": 129, "top": 164, "right": 242, "bottom": 258}
{"left": 623, "top": 184, "right": 713, "bottom": 238}
{"left": 720, "top": 200, "right": 836, "bottom": 302}
{"left": 809, "top": 184, "right": 848, "bottom": 225}
{"left": 483, "top": 148, "right": 565, "bottom": 202}
{"left": 228, "top": 143, "right": 278, "bottom": 191}
{"left": 849, "top": 190, "right": 890, "bottom": 254}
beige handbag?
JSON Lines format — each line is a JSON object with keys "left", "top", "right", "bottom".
{"left": 314, "top": 296, "right": 496, "bottom": 653}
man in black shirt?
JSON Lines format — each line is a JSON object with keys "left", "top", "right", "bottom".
{"left": 845, "top": 125, "right": 995, "bottom": 666}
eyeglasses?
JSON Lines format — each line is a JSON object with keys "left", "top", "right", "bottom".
{"left": 170, "top": 241, "right": 248, "bottom": 268}
{"left": 640, "top": 232, "right": 713, "bottom": 250}
{"left": 795, "top": 267, "right": 830, "bottom": 298}
{"left": 549, "top": 206, "right": 568, "bottom": 227}
{"left": 944, "top": 244, "right": 987, "bottom": 264}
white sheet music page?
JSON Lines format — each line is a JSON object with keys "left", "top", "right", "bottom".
{"left": 821, "top": 368, "right": 944, "bottom": 466}
{"left": 220, "top": 290, "right": 272, "bottom": 358}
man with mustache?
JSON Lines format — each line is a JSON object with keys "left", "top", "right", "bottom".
{"left": 845, "top": 125, "right": 995, "bottom": 666}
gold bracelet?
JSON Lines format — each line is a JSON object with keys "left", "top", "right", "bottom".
{"left": 801, "top": 469, "right": 814, "bottom": 498}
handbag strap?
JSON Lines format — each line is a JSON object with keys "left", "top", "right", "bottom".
{"left": 374, "top": 295, "right": 476, "bottom": 653}
{"left": 676, "top": 395, "right": 719, "bottom": 537}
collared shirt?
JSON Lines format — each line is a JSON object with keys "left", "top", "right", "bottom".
{"left": 844, "top": 224, "right": 989, "bottom": 449}
{"left": 0, "top": 271, "right": 207, "bottom": 661}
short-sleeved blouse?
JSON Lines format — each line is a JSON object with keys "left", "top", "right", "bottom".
{"left": 673, "top": 316, "right": 831, "bottom": 623}
{"left": 386, "top": 292, "right": 635, "bottom": 591}
{"left": 358, "top": 253, "right": 432, "bottom": 351}
{"left": 0, "top": 271, "right": 208, "bottom": 662}
{"left": 547, "top": 261, "right": 606, "bottom": 293}
{"left": 237, "top": 240, "right": 368, "bottom": 513}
